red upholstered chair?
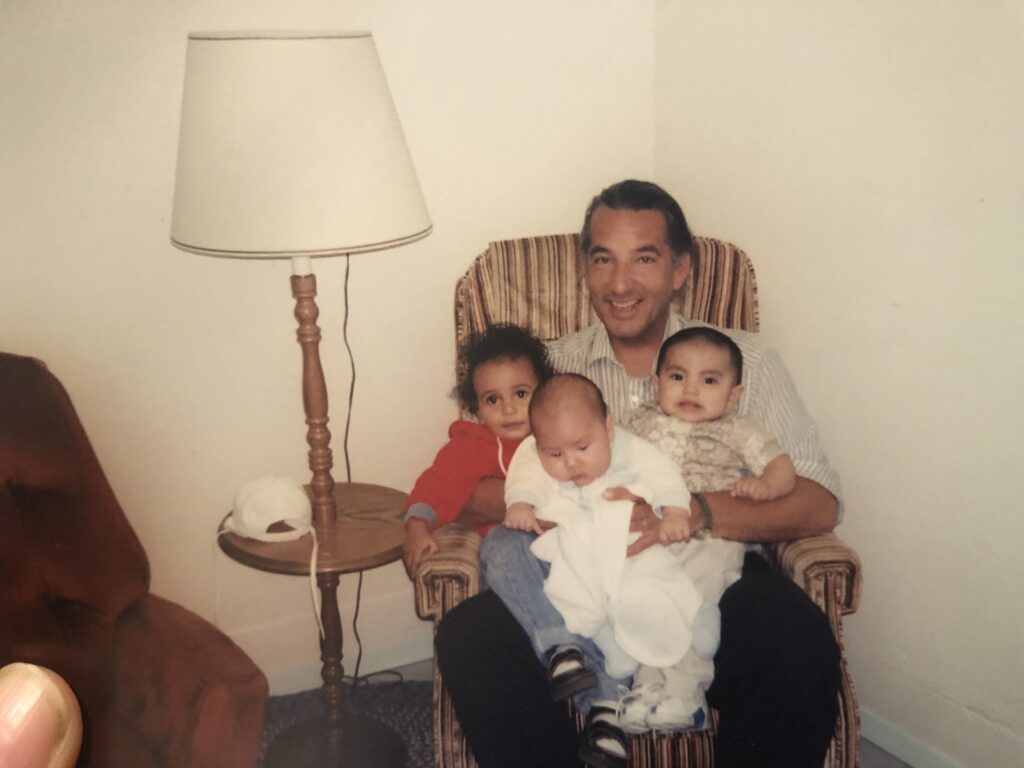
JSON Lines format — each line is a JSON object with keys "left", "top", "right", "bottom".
{"left": 0, "top": 353, "right": 268, "bottom": 768}
{"left": 413, "top": 234, "right": 862, "bottom": 768}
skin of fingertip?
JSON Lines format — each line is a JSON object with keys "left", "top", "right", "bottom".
{"left": 0, "top": 664, "right": 82, "bottom": 768}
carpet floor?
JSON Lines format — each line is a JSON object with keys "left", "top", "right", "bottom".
{"left": 261, "top": 682, "right": 908, "bottom": 768}
{"left": 259, "top": 680, "right": 433, "bottom": 768}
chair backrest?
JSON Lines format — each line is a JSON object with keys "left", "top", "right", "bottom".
{"left": 0, "top": 353, "right": 149, "bottom": 675}
{"left": 454, "top": 233, "right": 760, "bottom": 356}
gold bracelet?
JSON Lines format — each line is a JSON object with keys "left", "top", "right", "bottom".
{"left": 692, "top": 492, "right": 713, "bottom": 534}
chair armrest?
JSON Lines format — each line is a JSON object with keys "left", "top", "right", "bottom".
{"left": 764, "top": 533, "right": 862, "bottom": 616}
{"left": 764, "top": 533, "right": 863, "bottom": 768}
{"left": 412, "top": 526, "right": 483, "bottom": 768}
{"left": 113, "top": 594, "right": 268, "bottom": 768}
{"left": 413, "top": 524, "right": 482, "bottom": 624}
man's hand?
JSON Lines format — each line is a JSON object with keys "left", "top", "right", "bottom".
{"left": 604, "top": 486, "right": 661, "bottom": 557}
{"left": 402, "top": 519, "right": 439, "bottom": 578}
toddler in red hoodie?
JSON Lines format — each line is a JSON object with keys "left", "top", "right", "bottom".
{"left": 402, "top": 324, "right": 555, "bottom": 576}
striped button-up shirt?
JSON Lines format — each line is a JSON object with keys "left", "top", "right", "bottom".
{"left": 545, "top": 314, "right": 842, "bottom": 516}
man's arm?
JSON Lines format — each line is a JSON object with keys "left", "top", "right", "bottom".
{"left": 622, "top": 476, "right": 837, "bottom": 556}
{"left": 456, "top": 478, "right": 557, "bottom": 532}
{"left": 456, "top": 476, "right": 506, "bottom": 526}
{"left": 698, "top": 476, "right": 837, "bottom": 541}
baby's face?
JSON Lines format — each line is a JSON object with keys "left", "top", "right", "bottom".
{"left": 533, "top": 404, "right": 613, "bottom": 487}
{"left": 473, "top": 357, "right": 538, "bottom": 441}
{"left": 654, "top": 340, "right": 742, "bottom": 423}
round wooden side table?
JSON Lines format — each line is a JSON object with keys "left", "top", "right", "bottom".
{"left": 218, "top": 481, "right": 408, "bottom": 768}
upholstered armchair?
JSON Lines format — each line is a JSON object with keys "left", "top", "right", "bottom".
{"left": 0, "top": 353, "right": 268, "bottom": 768}
{"left": 413, "top": 234, "right": 862, "bottom": 768}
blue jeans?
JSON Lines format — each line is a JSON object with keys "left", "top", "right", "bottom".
{"left": 479, "top": 526, "right": 628, "bottom": 710}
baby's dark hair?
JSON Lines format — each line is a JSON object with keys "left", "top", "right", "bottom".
{"left": 656, "top": 327, "right": 744, "bottom": 384}
{"left": 528, "top": 373, "right": 608, "bottom": 431}
{"left": 456, "top": 323, "right": 556, "bottom": 414}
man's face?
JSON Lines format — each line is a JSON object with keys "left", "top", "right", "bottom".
{"left": 533, "top": 405, "right": 613, "bottom": 487}
{"left": 654, "top": 340, "right": 743, "bottom": 423}
{"left": 583, "top": 207, "right": 690, "bottom": 348}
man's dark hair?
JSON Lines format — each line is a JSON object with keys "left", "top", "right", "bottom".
{"left": 656, "top": 326, "right": 744, "bottom": 384}
{"left": 579, "top": 179, "right": 695, "bottom": 261}
{"left": 528, "top": 373, "right": 608, "bottom": 431}
{"left": 456, "top": 323, "right": 556, "bottom": 414}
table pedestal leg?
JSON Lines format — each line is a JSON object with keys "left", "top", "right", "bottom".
{"left": 264, "top": 572, "right": 407, "bottom": 767}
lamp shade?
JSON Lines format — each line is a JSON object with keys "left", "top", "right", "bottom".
{"left": 170, "top": 32, "right": 431, "bottom": 258}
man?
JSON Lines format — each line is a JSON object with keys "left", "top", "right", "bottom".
{"left": 435, "top": 180, "right": 841, "bottom": 767}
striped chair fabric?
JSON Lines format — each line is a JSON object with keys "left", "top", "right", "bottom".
{"left": 453, "top": 234, "right": 758, "bottom": 353}
{"left": 414, "top": 233, "right": 862, "bottom": 768}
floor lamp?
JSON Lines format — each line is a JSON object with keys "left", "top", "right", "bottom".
{"left": 170, "top": 31, "right": 430, "bottom": 525}
{"left": 169, "top": 32, "right": 431, "bottom": 766}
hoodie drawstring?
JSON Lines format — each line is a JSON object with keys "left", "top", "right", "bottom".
{"left": 497, "top": 434, "right": 508, "bottom": 476}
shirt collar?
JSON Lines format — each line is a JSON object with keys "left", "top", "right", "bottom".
{"left": 584, "top": 313, "right": 689, "bottom": 375}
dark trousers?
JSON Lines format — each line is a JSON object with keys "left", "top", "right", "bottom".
{"left": 435, "top": 551, "right": 840, "bottom": 768}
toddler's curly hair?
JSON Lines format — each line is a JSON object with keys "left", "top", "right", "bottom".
{"left": 456, "top": 324, "right": 555, "bottom": 414}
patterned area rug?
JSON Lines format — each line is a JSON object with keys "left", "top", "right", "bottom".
{"left": 260, "top": 679, "right": 432, "bottom": 768}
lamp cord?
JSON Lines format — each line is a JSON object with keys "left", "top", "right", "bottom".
{"left": 338, "top": 256, "right": 406, "bottom": 704}
{"left": 340, "top": 255, "right": 363, "bottom": 682}
{"left": 342, "top": 255, "right": 355, "bottom": 484}
{"left": 340, "top": 254, "right": 397, "bottom": 698}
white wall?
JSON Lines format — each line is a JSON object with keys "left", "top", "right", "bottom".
{"left": 0, "top": 0, "right": 655, "bottom": 693}
{"left": 655, "top": 2, "right": 1024, "bottom": 766}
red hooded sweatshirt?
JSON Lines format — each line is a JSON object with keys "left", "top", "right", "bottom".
{"left": 406, "top": 420, "right": 524, "bottom": 537}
